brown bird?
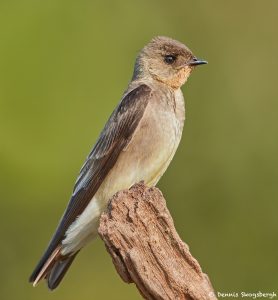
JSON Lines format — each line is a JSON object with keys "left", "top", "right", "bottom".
{"left": 29, "top": 36, "right": 207, "bottom": 289}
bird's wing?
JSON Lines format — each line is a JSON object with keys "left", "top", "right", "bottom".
{"left": 29, "top": 84, "right": 152, "bottom": 282}
{"left": 64, "top": 83, "right": 152, "bottom": 232}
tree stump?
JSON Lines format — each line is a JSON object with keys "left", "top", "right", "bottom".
{"left": 98, "top": 182, "right": 217, "bottom": 300}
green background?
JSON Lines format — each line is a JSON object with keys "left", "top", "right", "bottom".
{"left": 1, "top": 1, "right": 277, "bottom": 299}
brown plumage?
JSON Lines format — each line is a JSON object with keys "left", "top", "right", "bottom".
{"left": 29, "top": 36, "right": 206, "bottom": 289}
{"left": 29, "top": 84, "right": 151, "bottom": 289}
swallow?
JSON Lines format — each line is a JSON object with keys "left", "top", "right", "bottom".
{"left": 29, "top": 36, "right": 207, "bottom": 290}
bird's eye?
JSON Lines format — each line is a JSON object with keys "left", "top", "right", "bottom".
{"left": 164, "top": 55, "right": 177, "bottom": 64}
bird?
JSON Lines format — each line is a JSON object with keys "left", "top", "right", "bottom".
{"left": 29, "top": 36, "right": 207, "bottom": 290}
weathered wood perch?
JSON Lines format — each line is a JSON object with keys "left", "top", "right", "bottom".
{"left": 98, "top": 182, "right": 217, "bottom": 300}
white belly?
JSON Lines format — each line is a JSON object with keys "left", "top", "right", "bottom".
{"left": 61, "top": 88, "right": 185, "bottom": 255}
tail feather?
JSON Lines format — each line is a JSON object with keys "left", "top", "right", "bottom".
{"left": 30, "top": 244, "right": 78, "bottom": 290}
{"left": 47, "top": 252, "right": 78, "bottom": 290}
{"left": 31, "top": 246, "right": 62, "bottom": 287}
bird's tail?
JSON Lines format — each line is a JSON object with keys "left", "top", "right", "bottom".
{"left": 29, "top": 245, "right": 78, "bottom": 290}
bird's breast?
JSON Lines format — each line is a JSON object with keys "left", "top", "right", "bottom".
{"left": 97, "top": 87, "right": 185, "bottom": 201}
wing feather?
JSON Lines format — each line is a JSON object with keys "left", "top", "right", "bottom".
{"left": 29, "top": 84, "right": 152, "bottom": 282}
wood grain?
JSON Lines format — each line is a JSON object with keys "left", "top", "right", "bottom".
{"left": 98, "top": 182, "right": 217, "bottom": 300}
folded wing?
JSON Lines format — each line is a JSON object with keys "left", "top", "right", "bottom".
{"left": 29, "top": 84, "right": 152, "bottom": 288}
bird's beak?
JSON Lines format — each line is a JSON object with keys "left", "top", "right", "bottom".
{"left": 188, "top": 58, "right": 208, "bottom": 66}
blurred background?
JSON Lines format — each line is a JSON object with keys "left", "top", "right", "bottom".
{"left": 0, "top": 0, "right": 278, "bottom": 299}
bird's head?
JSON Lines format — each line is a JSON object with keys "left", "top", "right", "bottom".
{"left": 133, "top": 36, "right": 207, "bottom": 89}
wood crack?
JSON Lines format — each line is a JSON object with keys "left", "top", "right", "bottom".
{"left": 98, "top": 182, "right": 217, "bottom": 300}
